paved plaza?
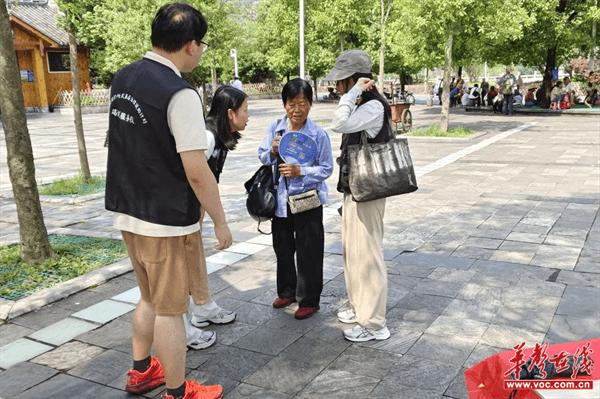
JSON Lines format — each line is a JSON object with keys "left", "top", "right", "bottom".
{"left": 0, "top": 100, "right": 599, "bottom": 398}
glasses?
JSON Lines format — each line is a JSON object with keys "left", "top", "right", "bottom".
{"left": 199, "top": 41, "right": 209, "bottom": 53}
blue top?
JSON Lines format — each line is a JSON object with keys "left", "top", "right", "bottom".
{"left": 258, "top": 116, "right": 334, "bottom": 218}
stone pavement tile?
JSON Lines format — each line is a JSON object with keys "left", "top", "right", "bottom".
{"left": 0, "top": 362, "right": 58, "bottom": 397}
{"left": 407, "top": 334, "right": 478, "bottom": 367}
{"left": 226, "top": 242, "right": 270, "bottom": 256}
{"left": 68, "top": 349, "right": 130, "bottom": 385}
{"left": 329, "top": 346, "right": 402, "bottom": 379}
{"left": 470, "top": 228, "right": 512, "bottom": 240}
{"left": 441, "top": 298, "right": 501, "bottom": 323}
{"left": 395, "top": 252, "right": 475, "bottom": 270}
{"left": 232, "top": 325, "right": 301, "bottom": 356}
{"left": 111, "top": 286, "right": 141, "bottom": 304}
{"left": 220, "top": 301, "right": 278, "bottom": 326}
{"left": 463, "top": 237, "right": 503, "bottom": 249}
{"left": 0, "top": 323, "right": 34, "bottom": 347}
{"left": 505, "top": 231, "right": 546, "bottom": 244}
{"left": 530, "top": 245, "right": 582, "bottom": 270}
{"left": 493, "top": 306, "right": 555, "bottom": 334}
{"left": 412, "top": 279, "right": 466, "bottom": 298}
{"left": 576, "top": 256, "right": 600, "bottom": 273}
{"left": 444, "top": 368, "right": 468, "bottom": 399}
{"left": 304, "top": 318, "right": 347, "bottom": 343}
{"left": 88, "top": 276, "right": 138, "bottom": 297}
{"left": 358, "top": 321, "right": 424, "bottom": 354}
{"left": 394, "top": 293, "right": 454, "bottom": 315}
{"left": 10, "top": 303, "right": 73, "bottom": 330}
{"left": 28, "top": 317, "right": 99, "bottom": 346}
{"left": 500, "top": 288, "right": 562, "bottom": 310}
{"left": 451, "top": 245, "right": 495, "bottom": 260}
{"left": 199, "top": 346, "right": 272, "bottom": 381}
{"left": 71, "top": 300, "right": 135, "bottom": 324}
{"left": 386, "top": 307, "right": 439, "bottom": 330}
{"left": 13, "top": 373, "right": 127, "bottom": 399}
{"left": 247, "top": 234, "right": 275, "bottom": 246}
{"left": 281, "top": 336, "right": 349, "bottom": 368}
{"left": 468, "top": 275, "right": 512, "bottom": 288}
{"left": 77, "top": 318, "right": 132, "bottom": 353}
{"left": 425, "top": 316, "right": 489, "bottom": 340}
{"left": 264, "top": 312, "right": 327, "bottom": 335}
{"left": 388, "top": 262, "right": 435, "bottom": 278}
{"left": 480, "top": 325, "right": 545, "bottom": 348}
{"left": 470, "top": 260, "right": 525, "bottom": 282}
{"left": 555, "top": 286, "right": 600, "bottom": 317}
{"left": 370, "top": 382, "right": 441, "bottom": 399}
{"left": 0, "top": 338, "right": 53, "bottom": 369}
{"left": 548, "top": 226, "right": 590, "bottom": 238}
{"left": 382, "top": 354, "right": 460, "bottom": 395}
{"left": 556, "top": 270, "right": 600, "bottom": 288}
{"left": 206, "top": 251, "right": 249, "bottom": 265}
{"left": 207, "top": 322, "right": 258, "bottom": 347}
{"left": 32, "top": 341, "right": 105, "bottom": 370}
{"left": 544, "top": 234, "right": 586, "bottom": 248}
{"left": 242, "top": 356, "right": 324, "bottom": 395}
{"left": 225, "top": 383, "right": 290, "bottom": 399}
{"left": 427, "top": 268, "right": 476, "bottom": 283}
{"left": 464, "top": 343, "right": 507, "bottom": 368}
{"left": 511, "top": 223, "right": 551, "bottom": 235}
{"left": 544, "top": 315, "right": 600, "bottom": 344}
{"left": 324, "top": 241, "right": 343, "bottom": 255}
{"left": 388, "top": 274, "right": 426, "bottom": 291}
{"left": 491, "top": 249, "right": 535, "bottom": 265}
{"left": 295, "top": 369, "right": 380, "bottom": 399}
{"left": 512, "top": 278, "right": 565, "bottom": 298}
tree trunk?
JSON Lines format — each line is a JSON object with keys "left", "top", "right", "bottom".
{"left": 457, "top": 65, "right": 463, "bottom": 80}
{"left": 211, "top": 65, "right": 218, "bottom": 91}
{"left": 440, "top": 34, "right": 453, "bottom": 132}
{"left": 378, "top": 0, "right": 385, "bottom": 92}
{"left": 68, "top": 30, "right": 91, "bottom": 182}
{"left": 201, "top": 81, "right": 208, "bottom": 114}
{"left": 0, "top": 3, "right": 52, "bottom": 263}
{"left": 313, "top": 77, "right": 318, "bottom": 102}
{"left": 541, "top": 47, "right": 557, "bottom": 108}
{"left": 400, "top": 70, "right": 406, "bottom": 93}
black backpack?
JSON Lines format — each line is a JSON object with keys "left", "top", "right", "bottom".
{"left": 244, "top": 165, "right": 277, "bottom": 223}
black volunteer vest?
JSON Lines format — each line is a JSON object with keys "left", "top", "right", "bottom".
{"left": 105, "top": 58, "right": 200, "bottom": 226}
{"left": 337, "top": 98, "right": 393, "bottom": 194}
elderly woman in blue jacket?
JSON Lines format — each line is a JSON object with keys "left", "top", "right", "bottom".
{"left": 258, "top": 78, "right": 333, "bottom": 320}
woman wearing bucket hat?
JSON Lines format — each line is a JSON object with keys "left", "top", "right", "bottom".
{"left": 328, "top": 49, "right": 392, "bottom": 342}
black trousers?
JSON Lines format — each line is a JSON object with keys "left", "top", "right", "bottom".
{"left": 272, "top": 205, "right": 324, "bottom": 307}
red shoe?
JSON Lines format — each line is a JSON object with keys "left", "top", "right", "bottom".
{"left": 126, "top": 356, "right": 165, "bottom": 394}
{"left": 163, "top": 380, "right": 224, "bottom": 399}
{"left": 272, "top": 297, "right": 296, "bottom": 308}
{"left": 294, "top": 306, "right": 319, "bottom": 320}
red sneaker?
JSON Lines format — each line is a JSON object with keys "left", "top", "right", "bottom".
{"left": 294, "top": 306, "right": 319, "bottom": 320}
{"left": 272, "top": 297, "right": 297, "bottom": 308}
{"left": 163, "top": 380, "right": 224, "bottom": 399}
{"left": 125, "top": 356, "right": 166, "bottom": 394}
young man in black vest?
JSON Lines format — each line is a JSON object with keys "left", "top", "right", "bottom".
{"left": 105, "top": 4, "right": 231, "bottom": 399}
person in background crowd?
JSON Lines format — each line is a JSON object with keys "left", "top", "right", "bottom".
{"left": 524, "top": 87, "right": 536, "bottom": 106}
{"left": 480, "top": 78, "right": 489, "bottom": 106}
{"left": 487, "top": 85, "right": 498, "bottom": 106}
{"left": 497, "top": 67, "right": 516, "bottom": 115}
{"left": 327, "top": 49, "right": 393, "bottom": 342}
{"left": 258, "top": 78, "right": 333, "bottom": 321}
{"left": 232, "top": 76, "right": 243, "bottom": 92}
{"left": 105, "top": 4, "right": 231, "bottom": 399}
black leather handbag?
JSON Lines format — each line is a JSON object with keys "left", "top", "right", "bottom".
{"left": 347, "top": 133, "right": 418, "bottom": 202}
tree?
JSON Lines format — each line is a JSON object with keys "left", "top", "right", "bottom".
{"left": 0, "top": 1, "right": 52, "bottom": 263}
{"left": 483, "top": 0, "right": 599, "bottom": 107}
{"left": 57, "top": 0, "right": 95, "bottom": 182}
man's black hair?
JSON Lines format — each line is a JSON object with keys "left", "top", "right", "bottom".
{"left": 151, "top": 3, "right": 207, "bottom": 53}
{"left": 282, "top": 78, "right": 313, "bottom": 105}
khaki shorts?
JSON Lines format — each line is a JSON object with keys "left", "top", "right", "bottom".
{"left": 121, "top": 230, "right": 205, "bottom": 316}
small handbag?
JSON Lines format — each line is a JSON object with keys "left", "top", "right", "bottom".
{"left": 287, "top": 189, "right": 321, "bottom": 214}
{"left": 347, "top": 132, "right": 418, "bottom": 202}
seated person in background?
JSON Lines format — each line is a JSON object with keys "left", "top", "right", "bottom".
{"left": 469, "top": 83, "right": 481, "bottom": 106}
{"left": 513, "top": 88, "right": 523, "bottom": 105}
{"left": 584, "top": 84, "right": 598, "bottom": 108}
{"left": 449, "top": 85, "right": 460, "bottom": 107}
{"left": 461, "top": 88, "right": 472, "bottom": 107}
{"left": 534, "top": 85, "right": 545, "bottom": 106}
{"left": 550, "top": 81, "right": 563, "bottom": 110}
{"left": 325, "top": 87, "right": 339, "bottom": 101}
{"left": 492, "top": 91, "right": 503, "bottom": 113}
{"left": 563, "top": 77, "right": 575, "bottom": 105}
{"left": 487, "top": 85, "right": 498, "bottom": 106}
{"left": 525, "top": 88, "right": 536, "bottom": 106}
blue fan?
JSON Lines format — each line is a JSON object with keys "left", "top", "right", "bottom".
{"left": 279, "top": 131, "right": 318, "bottom": 165}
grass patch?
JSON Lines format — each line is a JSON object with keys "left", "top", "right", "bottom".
{"left": 39, "top": 175, "right": 105, "bottom": 196}
{"left": 0, "top": 235, "right": 127, "bottom": 300}
{"left": 410, "top": 125, "right": 475, "bottom": 137}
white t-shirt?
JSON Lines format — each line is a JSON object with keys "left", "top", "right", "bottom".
{"left": 112, "top": 51, "right": 207, "bottom": 237}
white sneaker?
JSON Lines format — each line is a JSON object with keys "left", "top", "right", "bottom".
{"left": 189, "top": 299, "right": 236, "bottom": 328}
{"left": 343, "top": 325, "right": 391, "bottom": 342}
{"left": 337, "top": 308, "right": 357, "bottom": 324}
{"left": 183, "top": 314, "right": 217, "bottom": 350}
